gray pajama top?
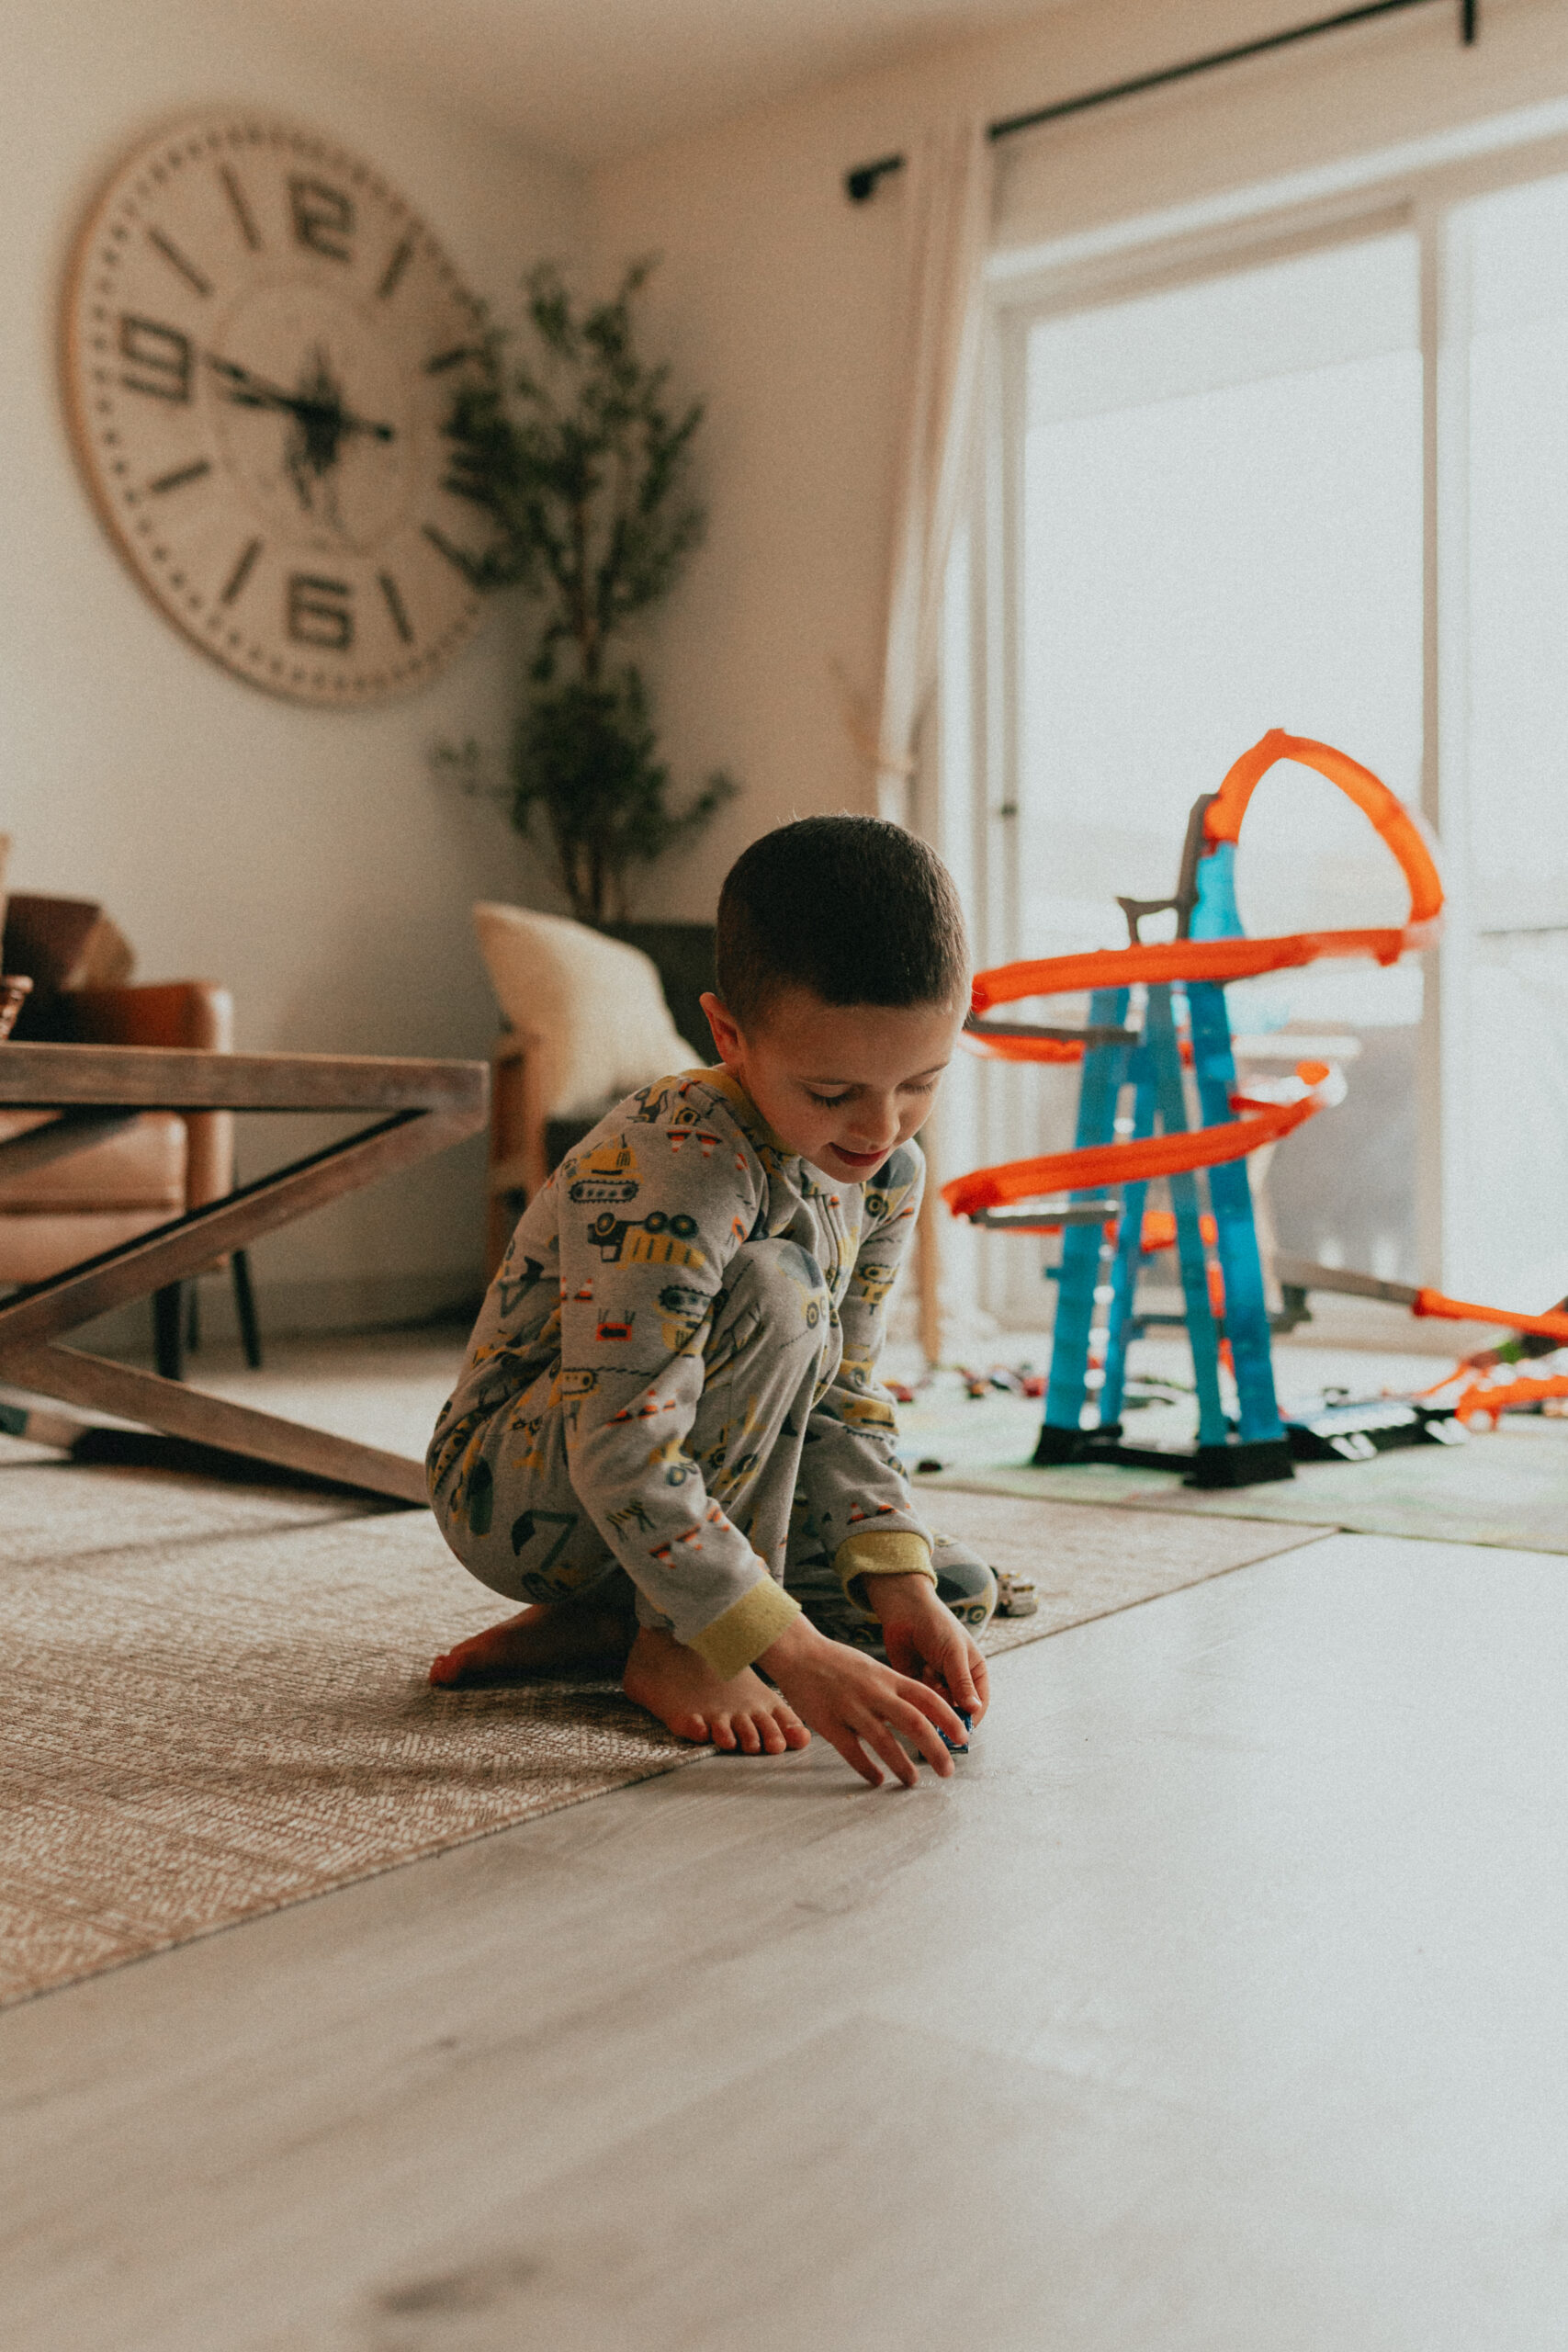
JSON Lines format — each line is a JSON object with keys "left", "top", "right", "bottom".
{"left": 427, "top": 1069, "right": 934, "bottom": 1675}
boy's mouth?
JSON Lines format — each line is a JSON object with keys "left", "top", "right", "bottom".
{"left": 829, "top": 1142, "right": 888, "bottom": 1170}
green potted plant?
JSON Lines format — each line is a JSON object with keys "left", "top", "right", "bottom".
{"left": 433, "top": 258, "right": 732, "bottom": 1042}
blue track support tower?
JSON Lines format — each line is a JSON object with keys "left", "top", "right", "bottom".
{"left": 1095, "top": 1034, "right": 1157, "bottom": 1431}
{"left": 1028, "top": 808, "right": 1295, "bottom": 1488}
{"left": 955, "top": 730, "right": 1444, "bottom": 1493}
{"left": 1144, "top": 984, "right": 1231, "bottom": 1451}
{"left": 1037, "top": 987, "right": 1129, "bottom": 1455}
{"left": 1185, "top": 978, "right": 1287, "bottom": 1447}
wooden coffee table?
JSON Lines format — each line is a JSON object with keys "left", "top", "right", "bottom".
{"left": 0, "top": 1044, "right": 488, "bottom": 1504}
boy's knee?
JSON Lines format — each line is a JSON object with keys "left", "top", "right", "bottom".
{"left": 930, "top": 1534, "right": 997, "bottom": 1630}
{"left": 430, "top": 1445, "right": 618, "bottom": 1607}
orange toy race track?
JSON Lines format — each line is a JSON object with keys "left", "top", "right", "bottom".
{"left": 943, "top": 728, "right": 1443, "bottom": 1221}
{"left": 943, "top": 727, "right": 1568, "bottom": 1465}
{"left": 941, "top": 729, "right": 1456, "bottom": 1483}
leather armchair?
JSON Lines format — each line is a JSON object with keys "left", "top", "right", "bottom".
{"left": 0, "top": 979, "right": 260, "bottom": 1379}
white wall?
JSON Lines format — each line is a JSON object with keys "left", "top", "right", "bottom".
{"left": 588, "top": 0, "right": 1568, "bottom": 921}
{"left": 1, "top": 0, "right": 582, "bottom": 1336}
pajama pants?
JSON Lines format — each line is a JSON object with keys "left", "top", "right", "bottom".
{"left": 437, "top": 1238, "right": 996, "bottom": 1650}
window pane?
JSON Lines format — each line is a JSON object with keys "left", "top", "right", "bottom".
{"left": 1447, "top": 172, "right": 1568, "bottom": 1306}
{"left": 1014, "top": 231, "right": 1424, "bottom": 1284}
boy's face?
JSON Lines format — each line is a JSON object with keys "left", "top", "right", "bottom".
{"left": 699, "top": 986, "right": 966, "bottom": 1182}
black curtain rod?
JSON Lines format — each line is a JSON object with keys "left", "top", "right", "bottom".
{"left": 845, "top": 0, "right": 1479, "bottom": 201}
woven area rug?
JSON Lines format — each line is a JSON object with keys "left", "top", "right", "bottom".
{"left": 0, "top": 1441, "right": 1322, "bottom": 2009}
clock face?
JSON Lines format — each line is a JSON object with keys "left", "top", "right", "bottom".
{"left": 63, "top": 114, "right": 491, "bottom": 707}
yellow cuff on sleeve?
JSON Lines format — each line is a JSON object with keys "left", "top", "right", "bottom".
{"left": 834, "top": 1529, "right": 935, "bottom": 1611}
{"left": 688, "top": 1578, "right": 803, "bottom": 1679}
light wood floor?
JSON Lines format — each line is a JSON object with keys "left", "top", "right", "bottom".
{"left": 5, "top": 1527, "right": 1566, "bottom": 2350}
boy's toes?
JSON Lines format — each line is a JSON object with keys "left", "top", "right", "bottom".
{"left": 757, "top": 1713, "right": 788, "bottom": 1755}
{"left": 428, "top": 1634, "right": 482, "bottom": 1685}
{"left": 735, "top": 1713, "right": 763, "bottom": 1755}
{"left": 708, "top": 1715, "right": 739, "bottom": 1750}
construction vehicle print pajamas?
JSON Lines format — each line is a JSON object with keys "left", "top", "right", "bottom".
{"left": 428, "top": 1069, "right": 994, "bottom": 1679}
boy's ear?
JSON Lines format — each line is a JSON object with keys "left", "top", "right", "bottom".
{"left": 699, "top": 990, "right": 742, "bottom": 1065}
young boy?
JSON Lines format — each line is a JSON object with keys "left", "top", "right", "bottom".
{"left": 427, "top": 816, "right": 993, "bottom": 1789}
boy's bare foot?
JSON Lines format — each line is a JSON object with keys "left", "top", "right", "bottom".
{"left": 621, "top": 1625, "right": 812, "bottom": 1755}
{"left": 429, "top": 1596, "right": 634, "bottom": 1687}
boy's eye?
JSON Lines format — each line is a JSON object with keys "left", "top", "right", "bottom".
{"left": 807, "top": 1089, "right": 851, "bottom": 1107}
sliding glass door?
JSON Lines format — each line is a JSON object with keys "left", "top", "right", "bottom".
{"left": 972, "top": 148, "right": 1568, "bottom": 1323}
{"left": 1013, "top": 228, "right": 1425, "bottom": 1286}
{"left": 1444, "top": 172, "right": 1568, "bottom": 1306}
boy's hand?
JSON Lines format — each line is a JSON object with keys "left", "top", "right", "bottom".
{"left": 866, "top": 1573, "right": 989, "bottom": 1725}
{"left": 759, "top": 1614, "right": 970, "bottom": 1789}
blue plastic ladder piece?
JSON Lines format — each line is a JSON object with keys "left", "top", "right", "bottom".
{"left": 1142, "top": 982, "right": 1230, "bottom": 1449}
{"left": 1185, "top": 977, "right": 1286, "bottom": 1445}
{"left": 1041, "top": 986, "right": 1130, "bottom": 1442}
{"left": 1096, "top": 1031, "right": 1159, "bottom": 1430}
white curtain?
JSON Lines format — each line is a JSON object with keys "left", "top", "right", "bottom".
{"left": 874, "top": 117, "right": 992, "bottom": 826}
{"left": 864, "top": 120, "right": 992, "bottom": 1363}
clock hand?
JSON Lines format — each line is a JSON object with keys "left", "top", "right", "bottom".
{"left": 206, "top": 353, "right": 303, "bottom": 411}
{"left": 206, "top": 353, "right": 396, "bottom": 443}
{"left": 333, "top": 408, "right": 396, "bottom": 444}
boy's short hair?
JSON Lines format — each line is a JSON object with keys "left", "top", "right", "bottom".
{"left": 715, "top": 815, "right": 970, "bottom": 1030}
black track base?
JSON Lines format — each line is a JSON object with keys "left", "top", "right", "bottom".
{"left": 1030, "top": 1422, "right": 1297, "bottom": 1487}
{"left": 1032, "top": 1422, "right": 1088, "bottom": 1465}
{"left": 1185, "top": 1438, "right": 1295, "bottom": 1488}
{"left": 1284, "top": 1396, "right": 1461, "bottom": 1462}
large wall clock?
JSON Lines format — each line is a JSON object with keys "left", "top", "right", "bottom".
{"left": 63, "top": 113, "right": 491, "bottom": 707}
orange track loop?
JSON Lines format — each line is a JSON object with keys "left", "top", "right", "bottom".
{"left": 964, "top": 729, "right": 1444, "bottom": 1038}
{"left": 970, "top": 927, "right": 1421, "bottom": 1021}
{"left": 951, "top": 730, "right": 1442, "bottom": 1218}
{"left": 1205, "top": 729, "right": 1444, "bottom": 927}
{"left": 963, "top": 1029, "right": 1085, "bottom": 1064}
{"left": 1412, "top": 1291, "right": 1568, "bottom": 1343}
{"left": 941, "top": 1091, "right": 1321, "bottom": 1220}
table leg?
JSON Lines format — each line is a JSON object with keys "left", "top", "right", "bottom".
{"left": 0, "top": 1341, "right": 430, "bottom": 1503}
{"left": 0, "top": 1102, "right": 480, "bottom": 1502}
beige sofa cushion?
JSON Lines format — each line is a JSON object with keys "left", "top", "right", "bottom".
{"left": 472, "top": 904, "right": 700, "bottom": 1122}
